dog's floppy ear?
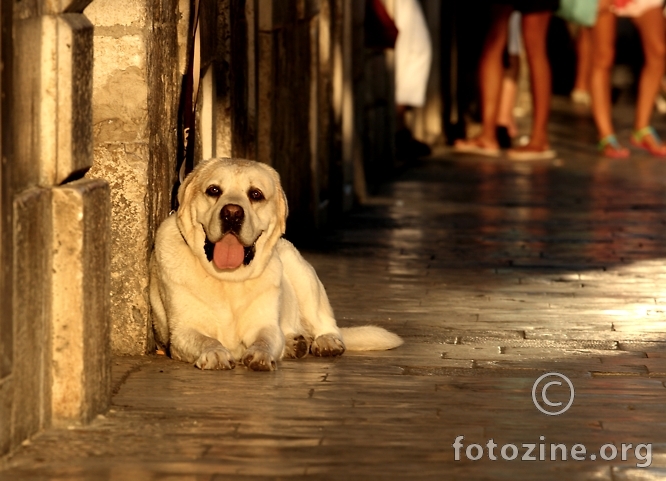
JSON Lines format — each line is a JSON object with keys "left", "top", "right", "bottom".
{"left": 176, "top": 162, "right": 203, "bottom": 242}
{"left": 255, "top": 161, "right": 288, "bottom": 235}
{"left": 271, "top": 168, "right": 288, "bottom": 235}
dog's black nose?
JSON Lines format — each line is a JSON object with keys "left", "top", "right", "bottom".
{"left": 221, "top": 204, "right": 244, "bottom": 231}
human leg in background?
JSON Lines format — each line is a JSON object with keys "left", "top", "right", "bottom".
{"left": 572, "top": 26, "right": 592, "bottom": 106}
{"left": 496, "top": 11, "right": 522, "bottom": 148}
{"left": 630, "top": 6, "right": 666, "bottom": 156}
{"left": 508, "top": 10, "right": 556, "bottom": 159}
{"left": 454, "top": 4, "right": 513, "bottom": 156}
{"left": 589, "top": 6, "right": 629, "bottom": 157}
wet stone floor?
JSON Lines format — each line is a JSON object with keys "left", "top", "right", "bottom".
{"left": 2, "top": 100, "right": 666, "bottom": 480}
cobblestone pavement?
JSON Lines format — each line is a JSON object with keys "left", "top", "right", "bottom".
{"left": 2, "top": 100, "right": 666, "bottom": 480}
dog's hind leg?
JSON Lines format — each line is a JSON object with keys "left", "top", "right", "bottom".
{"left": 276, "top": 239, "right": 345, "bottom": 357}
{"left": 279, "top": 273, "right": 312, "bottom": 359}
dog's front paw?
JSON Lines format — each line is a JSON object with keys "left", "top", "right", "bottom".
{"left": 242, "top": 344, "right": 277, "bottom": 371}
{"left": 311, "top": 334, "right": 345, "bottom": 357}
{"left": 195, "top": 347, "right": 236, "bottom": 370}
{"left": 283, "top": 334, "right": 310, "bottom": 359}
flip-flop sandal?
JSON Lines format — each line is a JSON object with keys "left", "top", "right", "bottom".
{"left": 453, "top": 139, "right": 500, "bottom": 157}
{"left": 630, "top": 126, "right": 666, "bottom": 157}
{"left": 598, "top": 134, "right": 629, "bottom": 158}
{"left": 507, "top": 147, "right": 556, "bottom": 161}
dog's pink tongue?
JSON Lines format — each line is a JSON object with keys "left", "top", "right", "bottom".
{"left": 213, "top": 234, "right": 244, "bottom": 270}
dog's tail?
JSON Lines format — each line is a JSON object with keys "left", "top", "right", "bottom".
{"left": 339, "top": 326, "right": 403, "bottom": 351}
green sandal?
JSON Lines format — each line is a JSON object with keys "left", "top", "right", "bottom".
{"left": 630, "top": 126, "right": 666, "bottom": 157}
{"left": 598, "top": 134, "right": 629, "bottom": 158}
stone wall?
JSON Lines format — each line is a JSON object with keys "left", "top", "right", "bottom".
{"left": 84, "top": 0, "right": 183, "bottom": 355}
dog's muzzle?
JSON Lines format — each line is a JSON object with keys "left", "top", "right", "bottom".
{"left": 221, "top": 203, "right": 244, "bottom": 234}
{"left": 202, "top": 204, "right": 257, "bottom": 267}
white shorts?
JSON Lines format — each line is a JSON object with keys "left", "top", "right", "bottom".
{"left": 612, "top": 0, "right": 662, "bottom": 17}
{"left": 394, "top": 0, "right": 432, "bottom": 107}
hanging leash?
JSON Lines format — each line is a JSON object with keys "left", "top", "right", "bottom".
{"left": 172, "top": 0, "right": 202, "bottom": 211}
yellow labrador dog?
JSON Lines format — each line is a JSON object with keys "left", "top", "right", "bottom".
{"left": 150, "top": 158, "right": 402, "bottom": 371}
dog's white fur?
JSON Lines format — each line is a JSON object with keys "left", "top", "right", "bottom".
{"left": 150, "top": 158, "right": 402, "bottom": 371}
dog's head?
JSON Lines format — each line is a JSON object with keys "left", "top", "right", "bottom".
{"left": 176, "top": 158, "right": 288, "bottom": 281}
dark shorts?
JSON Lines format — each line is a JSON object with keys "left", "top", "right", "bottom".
{"left": 489, "top": 0, "right": 560, "bottom": 13}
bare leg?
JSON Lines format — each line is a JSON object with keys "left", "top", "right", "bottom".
{"left": 589, "top": 9, "right": 630, "bottom": 157}
{"left": 520, "top": 10, "right": 552, "bottom": 150}
{"left": 631, "top": 6, "right": 666, "bottom": 153}
{"left": 497, "top": 53, "right": 520, "bottom": 137}
{"left": 589, "top": 8, "right": 617, "bottom": 140}
{"left": 454, "top": 5, "right": 512, "bottom": 152}
{"left": 478, "top": 7, "right": 512, "bottom": 146}
{"left": 573, "top": 26, "right": 592, "bottom": 97}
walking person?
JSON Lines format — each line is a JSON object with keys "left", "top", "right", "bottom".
{"left": 393, "top": 0, "right": 433, "bottom": 159}
{"left": 454, "top": 0, "right": 559, "bottom": 160}
{"left": 496, "top": 11, "right": 523, "bottom": 148}
{"left": 571, "top": 26, "right": 593, "bottom": 106}
{"left": 592, "top": 0, "right": 666, "bottom": 157}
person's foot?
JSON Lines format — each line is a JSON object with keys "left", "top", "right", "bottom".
{"left": 571, "top": 89, "right": 591, "bottom": 107}
{"left": 631, "top": 126, "right": 666, "bottom": 157}
{"left": 507, "top": 143, "right": 556, "bottom": 161}
{"left": 655, "top": 92, "right": 666, "bottom": 114}
{"left": 453, "top": 137, "right": 500, "bottom": 157}
{"left": 496, "top": 126, "right": 512, "bottom": 149}
{"left": 598, "top": 134, "right": 629, "bottom": 158}
{"left": 396, "top": 128, "right": 431, "bottom": 160}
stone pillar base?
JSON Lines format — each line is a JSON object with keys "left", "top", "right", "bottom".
{"left": 51, "top": 179, "right": 111, "bottom": 426}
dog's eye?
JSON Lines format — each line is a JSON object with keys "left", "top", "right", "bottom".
{"left": 205, "top": 185, "right": 222, "bottom": 197}
{"left": 248, "top": 188, "right": 265, "bottom": 202}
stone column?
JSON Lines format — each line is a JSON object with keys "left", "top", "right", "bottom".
{"left": 192, "top": 0, "right": 258, "bottom": 178}
{"left": 0, "top": 0, "right": 14, "bottom": 457}
{"left": 3, "top": 0, "right": 111, "bottom": 453}
{"left": 256, "top": 0, "right": 338, "bottom": 236}
{"left": 84, "top": 0, "right": 182, "bottom": 355}
{"left": 51, "top": 180, "right": 110, "bottom": 425}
